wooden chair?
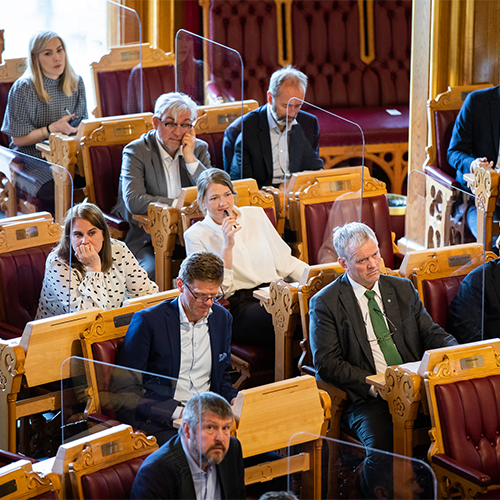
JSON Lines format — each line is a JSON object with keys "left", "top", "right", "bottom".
{"left": 423, "top": 339, "right": 500, "bottom": 499}
{"left": 232, "top": 375, "right": 330, "bottom": 498}
{"left": 79, "top": 114, "right": 154, "bottom": 239}
{"left": 0, "top": 459, "right": 61, "bottom": 500}
{"left": 0, "top": 57, "right": 26, "bottom": 149}
{"left": 0, "top": 213, "right": 61, "bottom": 340}
{"left": 422, "top": 84, "right": 493, "bottom": 248}
{"left": 48, "top": 423, "right": 157, "bottom": 500}
{"left": 91, "top": 44, "right": 175, "bottom": 118}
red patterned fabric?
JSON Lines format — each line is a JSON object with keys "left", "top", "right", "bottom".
{"left": 435, "top": 375, "right": 500, "bottom": 484}
{"left": 422, "top": 275, "right": 464, "bottom": 330}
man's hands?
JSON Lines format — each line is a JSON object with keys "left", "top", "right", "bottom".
{"left": 182, "top": 127, "right": 197, "bottom": 164}
{"left": 470, "top": 157, "right": 494, "bottom": 173}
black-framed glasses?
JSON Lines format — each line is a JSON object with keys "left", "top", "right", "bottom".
{"left": 162, "top": 121, "right": 194, "bottom": 132}
{"left": 184, "top": 282, "right": 224, "bottom": 303}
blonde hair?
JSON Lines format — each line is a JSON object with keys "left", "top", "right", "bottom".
{"left": 25, "top": 31, "right": 79, "bottom": 103}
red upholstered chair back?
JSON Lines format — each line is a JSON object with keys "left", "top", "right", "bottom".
{"left": 304, "top": 194, "right": 394, "bottom": 267}
{"left": 91, "top": 338, "right": 125, "bottom": 392}
{"left": 197, "top": 132, "right": 225, "bottom": 170}
{"left": 88, "top": 144, "right": 126, "bottom": 214}
{"left": 292, "top": 0, "right": 411, "bottom": 108}
{"left": 0, "top": 243, "right": 55, "bottom": 337}
{"left": 97, "top": 70, "right": 132, "bottom": 117}
{"left": 435, "top": 374, "right": 500, "bottom": 483}
{"left": 31, "top": 492, "right": 59, "bottom": 499}
{"left": 80, "top": 456, "right": 147, "bottom": 500}
{"left": 421, "top": 275, "right": 465, "bottom": 330}
{"left": 127, "top": 65, "right": 176, "bottom": 114}
{"left": 0, "top": 81, "right": 15, "bottom": 148}
{"left": 205, "top": 0, "right": 279, "bottom": 105}
{"left": 434, "top": 109, "right": 460, "bottom": 177}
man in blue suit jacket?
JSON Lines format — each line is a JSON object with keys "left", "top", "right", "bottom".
{"left": 117, "top": 251, "right": 237, "bottom": 445}
{"left": 223, "top": 66, "right": 323, "bottom": 187}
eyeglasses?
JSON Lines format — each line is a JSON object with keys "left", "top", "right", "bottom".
{"left": 162, "top": 121, "right": 194, "bottom": 132}
{"left": 184, "top": 282, "right": 224, "bottom": 303}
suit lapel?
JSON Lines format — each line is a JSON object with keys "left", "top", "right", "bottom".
{"left": 288, "top": 125, "right": 300, "bottom": 172}
{"left": 491, "top": 262, "right": 500, "bottom": 309}
{"left": 150, "top": 132, "right": 169, "bottom": 194}
{"left": 207, "top": 309, "right": 219, "bottom": 389}
{"left": 491, "top": 90, "right": 500, "bottom": 162}
{"left": 338, "top": 274, "right": 376, "bottom": 371}
{"left": 379, "top": 277, "right": 406, "bottom": 358}
{"left": 259, "top": 106, "right": 274, "bottom": 180}
{"left": 166, "top": 298, "right": 182, "bottom": 377}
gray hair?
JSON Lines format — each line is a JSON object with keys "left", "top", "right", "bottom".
{"left": 178, "top": 251, "right": 224, "bottom": 286}
{"left": 182, "top": 392, "right": 233, "bottom": 431}
{"left": 196, "top": 168, "right": 236, "bottom": 214}
{"left": 332, "top": 222, "right": 378, "bottom": 262}
{"left": 154, "top": 92, "right": 197, "bottom": 121}
{"left": 268, "top": 65, "right": 308, "bottom": 97}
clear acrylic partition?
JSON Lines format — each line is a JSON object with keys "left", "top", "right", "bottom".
{"left": 406, "top": 169, "right": 487, "bottom": 341}
{"left": 61, "top": 357, "right": 179, "bottom": 446}
{"left": 283, "top": 433, "right": 436, "bottom": 499}
{"left": 176, "top": 30, "right": 245, "bottom": 176}
{"left": 2, "top": 0, "right": 142, "bottom": 117}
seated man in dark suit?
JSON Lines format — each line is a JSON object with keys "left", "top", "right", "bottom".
{"left": 223, "top": 66, "right": 323, "bottom": 187}
{"left": 309, "top": 222, "right": 457, "bottom": 483}
{"left": 448, "top": 85, "right": 500, "bottom": 237}
{"left": 132, "top": 391, "right": 246, "bottom": 500}
{"left": 112, "top": 92, "right": 211, "bottom": 278}
{"left": 448, "top": 258, "right": 497, "bottom": 343}
{"left": 117, "top": 251, "right": 237, "bottom": 445}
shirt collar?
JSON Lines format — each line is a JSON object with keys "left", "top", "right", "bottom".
{"left": 346, "top": 272, "right": 382, "bottom": 302}
{"left": 266, "top": 103, "right": 297, "bottom": 133}
{"left": 178, "top": 296, "right": 212, "bottom": 326}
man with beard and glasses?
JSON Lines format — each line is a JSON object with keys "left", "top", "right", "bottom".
{"left": 223, "top": 66, "right": 323, "bottom": 188}
{"left": 131, "top": 392, "right": 245, "bottom": 500}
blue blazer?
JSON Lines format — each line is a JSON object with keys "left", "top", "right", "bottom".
{"left": 223, "top": 104, "right": 324, "bottom": 187}
{"left": 448, "top": 86, "right": 500, "bottom": 188}
{"left": 117, "top": 297, "right": 237, "bottom": 420}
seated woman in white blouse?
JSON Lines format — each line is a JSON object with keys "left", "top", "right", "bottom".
{"left": 184, "top": 168, "right": 307, "bottom": 347}
{"left": 36, "top": 202, "right": 158, "bottom": 319}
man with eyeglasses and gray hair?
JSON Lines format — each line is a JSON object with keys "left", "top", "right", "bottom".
{"left": 309, "top": 222, "right": 457, "bottom": 487}
{"left": 118, "top": 251, "right": 237, "bottom": 445}
{"left": 113, "top": 92, "right": 211, "bottom": 278}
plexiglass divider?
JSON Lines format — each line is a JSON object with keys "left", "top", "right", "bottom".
{"left": 405, "top": 169, "right": 487, "bottom": 342}
{"left": 61, "top": 356, "right": 179, "bottom": 446}
{"left": 285, "top": 432, "right": 436, "bottom": 499}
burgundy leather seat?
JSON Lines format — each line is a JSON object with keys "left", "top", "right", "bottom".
{"left": 0, "top": 244, "right": 55, "bottom": 339}
{"left": 88, "top": 144, "right": 129, "bottom": 233}
{"left": 304, "top": 194, "right": 396, "bottom": 268}
{"left": 80, "top": 456, "right": 147, "bottom": 500}
{"left": 432, "top": 374, "right": 500, "bottom": 489}
{"left": 421, "top": 275, "right": 465, "bottom": 330}
{"left": 197, "top": 132, "right": 225, "bottom": 171}
{"left": 97, "top": 70, "right": 132, "bottom": 117}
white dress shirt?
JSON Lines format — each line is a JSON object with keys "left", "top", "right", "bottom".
{"left": 156, "top": 136, "right": 200, "bottom": 200}
{"left": 172, "top": 300, "right": 212, "bottom": 414}
{"left": 184, "top": 206, "right": 307, "bottom": 297}
{"left": 181, "top": 434, "right": 221, "bottom": 500}
{"left": 266, "top": 104, "right": 298, "bottom": 184}
{"left": 346, "top": 274, "right": 391, "bottom": 395}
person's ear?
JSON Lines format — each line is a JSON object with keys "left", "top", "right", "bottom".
{"left": 267, "top": 91, "right": 274, "bottom": 107}
{"left": 176, "top": 277, "right": 184, "bottom": 293}
{"left": 182, "top": 421, "right": 191, "bottom": 439}
{"left": 152, "top": 116, "right": 161, "bottom": 131}
{"left": 338, "top": 256, "right": 348, "bottom": 270}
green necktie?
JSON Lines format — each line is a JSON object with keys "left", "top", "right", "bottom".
{"left": 364, "top": 290, "right": 403, "bottom": 366}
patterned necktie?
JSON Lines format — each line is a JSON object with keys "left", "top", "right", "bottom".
{"left": 364, "top": 289, "right": 403, "bottom": 366}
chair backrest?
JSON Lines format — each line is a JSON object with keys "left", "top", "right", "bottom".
{"left": 292, "top": 167, "right": 394, "bottom": 266}
{"left": 0, "top": 57, "right": 27, "bottom": 148}
{"left": 91, "top": 44, "right": 175, "bottom": 117}
{"left": 0, "top": 460, "right": 61, "bottom": 500}
{"left": 424, "top": 84, "right": 493, "bottom": 176}
{"left": 79, "top": 115, "right": 153, "bottom": 215}
{"left": 424, "top": 340, "right": 500, "bottom": 483}
{"left": 0, "top": 214, "right": 61, "bottom": 338}
{"left": 50, "top": 424, "right": 157, "bottom": 500}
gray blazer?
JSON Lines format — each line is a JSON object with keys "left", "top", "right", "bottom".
{"left": 309, "top": 273, "right": 457, "bottom": 405}
{"left": 112, "top": 129, "right": 210, "bottom": 254}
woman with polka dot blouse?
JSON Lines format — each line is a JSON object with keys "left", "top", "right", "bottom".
{"left": 36, "top": 202, "right": 158, "bottom": 319}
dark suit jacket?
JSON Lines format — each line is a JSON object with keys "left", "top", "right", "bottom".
{"left": 448, "top": 259, "right": 500, "bottom": 343}
{"left": 112, "top": 129, "right": 210, "bottom": 255}
{"left": 117, "top": 297, "right": 237, "bottom": 421}
{"left": 131, "top": 434, "right": 246, "bottom": 499}
{"left": 224, "top": 104, "right": 324, "bottom": 187}
{"left": 309, "top": 274, "right": 457, "bottom": 405}
{"left": 448, "top": 86, "right": 500, "bottom": 188}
